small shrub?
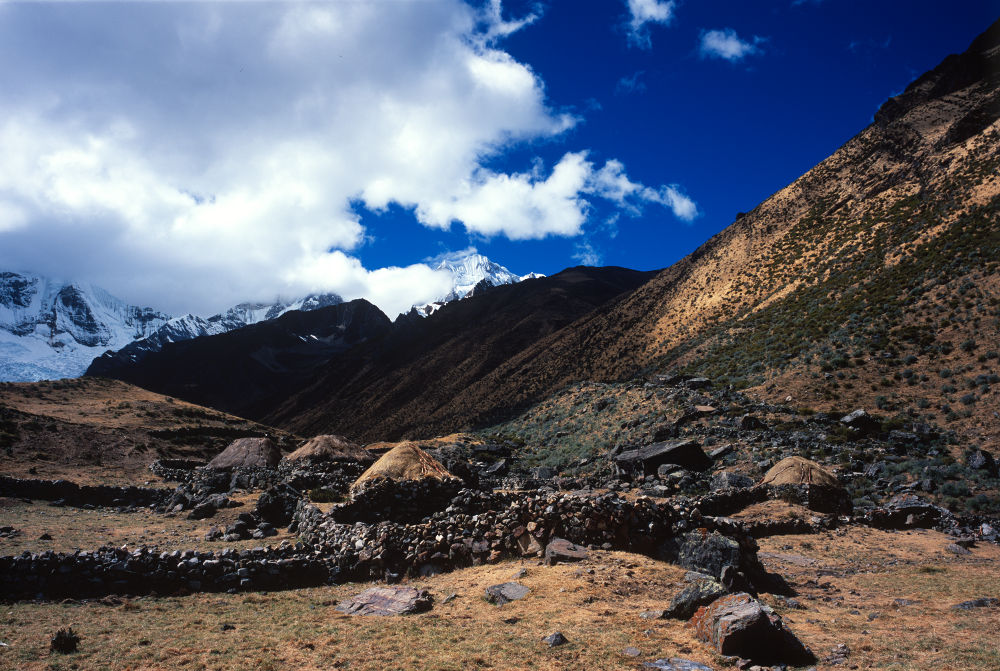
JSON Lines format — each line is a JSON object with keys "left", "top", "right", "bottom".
{"left": 51, "top": 627, "right": 80, "bottom": 654}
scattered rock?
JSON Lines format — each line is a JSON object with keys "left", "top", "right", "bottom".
{"left": 644, "top": 659, "right": 714, "bottom": 671}
{"left": 220, "top": 623, "right": 235, "bottom": 631}
{"left": 738, "top": 415, "right": 767, "bottom": 431}
{"left": 966, "top": 449, "right": 998, "bottom": 476}
{"left": 840, "top": 409, "right": 880, "bottom": 435}
{"left": 542, "top": 631, "right": 567, "bottom": 647}
{"left": 544, "top": 537, "right": 589, "bottom": 565}
{"left": 511, "top": 568, "right": 528, "bottom": 579}
{"left": 50, "top": 628, "right": 80, "bottom": 654}
{"left": 666, "top": 576, "right": 727, "bottom": 619}
{"left": 945, "top": 543, "right": 971, "bottom": 556}
{"left": 690, "top": 592, "right": 814, "bottom": 665}
{"left": 824, "top": 643, "right": 850, "bottom": 665}
{"left": 711, "top": 472, "right": 753, "bottom": 491}
{"left": 951, "top": 597, "right": 999, "bottom": 610}
{"left": 38, "top": 532, "right": 52, "bottom": 540}
{"left": 623, "top": 647, "right": 642, "bottom": 657}
{"left": 485, "top": 582, "right": 530, "bottom": 605}
{"left": 335, "top": 586, "right": 433, "bottom": 616}
{"left": 640, "top": 610, "right": 666, "bottom": 620}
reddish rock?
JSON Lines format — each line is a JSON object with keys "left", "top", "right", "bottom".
{"left": 690, "top": 592, "right": 814, "bottom": 665}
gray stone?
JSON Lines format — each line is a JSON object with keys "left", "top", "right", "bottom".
{"left": 335, "top": 586, "right": 433, "bottom": 616}
{"left": 542, "top": 631, "right": 567, "bottom": 647}
{"left": 544, "top": 538, "right": 589, "bottom": 565}
{"left": 644, "top": 659, "right": 714, "bottom": 670}
{"left": 666, "top": 577, "right": 727, "bottom": 619}
{"left": 951, "top": 597, "right": 999, "bottom": 610}
{"left": 711, "top": 471, "right": 753, "bottom": 491}
{"left": 840, "top": 409, "right": 880, "bottom": 435}
{"left": 485, "top": 582, "right": 530, "bottom": 605}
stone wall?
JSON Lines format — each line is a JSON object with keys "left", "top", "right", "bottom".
{"left": 0, "top": 544, "right": 332, "bottom": 601}
{"left": 0, "top": 476, "right": 173, "bottom": 510}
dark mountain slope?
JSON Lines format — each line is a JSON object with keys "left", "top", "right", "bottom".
{"left": 86, "top": 299, "right": 391, "bottom": 419}
{"left": 263, "top": 266, "right": 655, "bottom": 441}
{"left": 315, "top": 18, "right": 1000, "bottom": 447}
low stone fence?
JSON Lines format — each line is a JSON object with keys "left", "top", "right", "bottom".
{"left": 328, "top": 477, "right": 465, "bottom": 524}
{"left": 0, "top": 476, "right": 173, "bottom": 510}
{"left": 0, "top": 544, "right": 332, "bottom": 601}
{"left": 295, "top": 488, "right": 685, "bottom": 582}
{"left": 277, "top": 459, "right": 366, "bottom": 496}
{"left": 148, "top": 459, "right": 205, "bottom": 483}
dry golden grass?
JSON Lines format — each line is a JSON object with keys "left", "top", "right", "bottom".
{"left": 2, "top": 527, "right": 998, "bottom": 670}
{"left": 0, "top": 493, "right": 291, "bottom": 556}
{"left": 0, "top": 378, "right": 243, "bottom": 431}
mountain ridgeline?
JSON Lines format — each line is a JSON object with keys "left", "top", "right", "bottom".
{"left": 89, "top": 267, "right": 655, "bottom": 440}
{"left": 88, "top": 19, "right": 999, "bottom": 448}
{"left": 271, "top": 18, "right": 1000, "bottom": 444}
{"left": 86, "top": 300, "right": 393, "bottom": 419}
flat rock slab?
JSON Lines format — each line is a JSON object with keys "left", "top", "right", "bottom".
{"left": 544, "top": 537, "right": 589, "bottom": 565}
{"left": 335, "top": 587, "right": 433, "bottom": 616}
{"left": 951, "top": 597, "right": 999, "bottom": 610}
{"left": 486, "top": 582, "right": 530, "bottom": 605}
{"left": 644, "top": 659, "right": 714, "bottom": 670}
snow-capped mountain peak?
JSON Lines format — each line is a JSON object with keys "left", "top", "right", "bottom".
{"left": 0, "top": 271, "right": 171, "bottom": 381}
{"left": 407, "top": 252, "right": 544, "bottom": 319}
{"left": 0, "top": 269, "right": 346, "bottom": 381}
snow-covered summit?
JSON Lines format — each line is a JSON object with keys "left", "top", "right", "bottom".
{"left": 0, "top": 271, "right": 171, "bottom": 381}
{"left": 0, "top": 269, "right": 345, "bottom": 382}
{"left": 408, "top": 252, "right": 544, "bottom": 318}
{"left": 113, "top": 293, "right": 344, "bottom": 361}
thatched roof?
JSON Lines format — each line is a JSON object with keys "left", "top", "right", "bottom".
{"left": 285, "top": 434, "right": 374, "bottom": 463}
{"left": 351, "top": 443, "right": 452, "bottom": 490}
{"left": 761, "top": 456, "right": 840, "bottom": 487}
{"left": 208, "top": 437, "right": 282, "bottom": 470}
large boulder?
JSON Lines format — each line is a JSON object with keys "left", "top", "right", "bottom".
{"left": 840, "top": 409, "right": 881, "bottom": 435}
{"left": 544, "top": 538, "right": 589, "bottom": 566}
{"left": 669, "top": 531, "right": 743, "bottom": 580}
{"left": 966, "top": 449, "right": 997, "bottom": 476}
{"left": 614, "top": 439, "right": 712, "bottom": 477}
{"left": 691, "top": 592, "right": 814, "bottom": 665}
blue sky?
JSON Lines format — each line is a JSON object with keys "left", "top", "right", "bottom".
{"left": 0, "top": 1, "right": 996, "bottom": 317}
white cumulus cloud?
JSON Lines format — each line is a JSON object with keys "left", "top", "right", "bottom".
{"left": 626, "top": 0, "right": 676, "bottom": 48}
{"left": 0, "top": 0, "right": 697, "bottom": 318}
{"left": 699, "top": 28, "right": 766, "bottom": 61}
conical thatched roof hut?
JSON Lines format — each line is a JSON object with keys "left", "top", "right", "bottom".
{"left": 351, "top": 443, "right": 452, "bottom": 491}
{"left": 761, "top": 456, "right": 839, "bottom": 487}
{"left": 208, "top": 437, "right": 282, "bottom": 470}
{"left": 284, "top": 434, "right": 374, "bottom": 463}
